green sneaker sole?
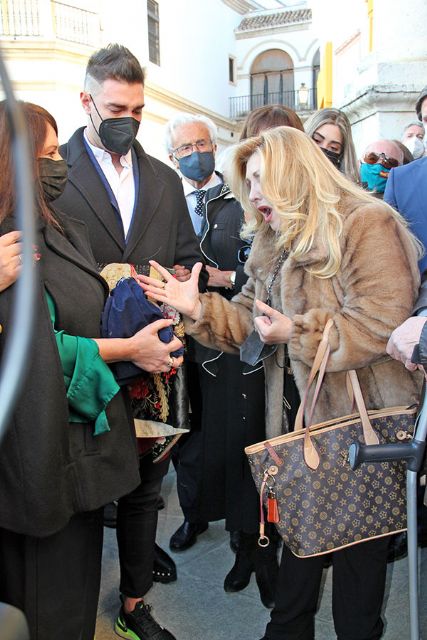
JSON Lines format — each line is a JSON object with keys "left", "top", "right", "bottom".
{"left": 114, "top": 616, "right": 140, "bottom": 640}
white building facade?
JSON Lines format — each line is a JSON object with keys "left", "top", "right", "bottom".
{"left": 0, "top": 0, "right": 317, "bottom": 161}
{"left": 312, "top": 0, "right": 427, "bottom": 155}
{"left": 1, "top": 0, "right": 425, "bottom": 160}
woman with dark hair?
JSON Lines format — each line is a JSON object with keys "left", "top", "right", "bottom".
{"left": 239, "top": 104, "right": 304, "bottom": 139}
{"left": 0, "top": 102, "right": 183, "bottom": 640}
{"left": 139, "top": 126, "right": 421, "bottom": 640}
{"left": 304, "top": 107, "right": 359, "bottom": 182}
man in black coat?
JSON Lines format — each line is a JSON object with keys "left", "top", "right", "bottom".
{"left": 56, "top": 44, "right": 205, "bottom": 640}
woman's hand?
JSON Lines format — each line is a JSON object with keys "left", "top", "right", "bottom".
{"left": 0, "top": 231, "right": 22, "bottom": 292}
{"left": 95, "top": 318, "right": 184, "bottom": 374}
{"left": 128, "top": 319, "right": 184, "bottom": 372}
{"left": 137, "top": 261, "right": 203, "bottom": 321}
{"left": 254, "top": 300, "right": 293, "bottom": 345}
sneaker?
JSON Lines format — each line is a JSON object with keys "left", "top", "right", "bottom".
{"left": 115, "top": 600, "right": 176, "bottom": 640}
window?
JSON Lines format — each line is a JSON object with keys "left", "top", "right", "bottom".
{"left": 147, "top": 0, "right": 160, "bottom": 66}
{"left": 229, "top": 56, "right": 236, "bottom": 84}
{"left": 250, "top": 49, "right": 294, "bottom": 109}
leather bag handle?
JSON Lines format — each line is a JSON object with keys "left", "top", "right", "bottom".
{"left": 293, "top": 319, "right": 379, "bottom": 470}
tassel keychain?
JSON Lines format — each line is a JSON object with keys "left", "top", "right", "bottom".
{"left": 267, "top": 486, "right": 279, "bottom": 523}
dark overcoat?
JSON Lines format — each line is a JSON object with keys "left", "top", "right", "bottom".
{"left": 0, "top": 214, "right": 140, "bottom": 538}
{"left": 56, "top": 128, "right": 204, "bottom": 271}
{"left": 194, "top": 184, "right": 266, "bottom": 531}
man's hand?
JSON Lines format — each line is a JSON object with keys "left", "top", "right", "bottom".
{"left": 253, "top": 300, "right": 293, "bottom": 345}
{"left": 129, "top": 319, "right": 184, "bottom": 372}
{"left": 173, "top": 264, "right": 191, "bottom": 282}
{"left": 206, "top": 265, "right": 235, "bottom": 288}
{"left": 0, "top": 231, "right": 22, "bottom": 292}
{"left": 386, "top": 317, "right": 427, "bottom": 371}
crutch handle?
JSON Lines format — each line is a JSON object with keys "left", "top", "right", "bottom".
{"left": 348, "top": 439, "right": 426, "bottom": 472}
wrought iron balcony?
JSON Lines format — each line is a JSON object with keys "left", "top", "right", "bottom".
{"left": 52, "top": 2, "right": 100, "bottom": 46}
{"left": 229, "top": 89, "right": 316, "bottom": 119}
{"left": 0, "top": 0, "right": 100, "bottom": 47}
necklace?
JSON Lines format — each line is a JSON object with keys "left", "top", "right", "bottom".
{"left": 266, "top": 250, "right": 287, "bottom": 307}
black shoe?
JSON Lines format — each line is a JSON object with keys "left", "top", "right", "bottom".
{"left": 255, "top": 539, "right": 279, "bottom": 609}
{"left": 169, "top": 520, "right": 208, "bottom": 551}
{"left": 387, "top": 532, "right": 407, "bottom": 563}
{"left": 153, "top": 543, "right": 177, "bottom": 583}
{"left": 103, "top": 501, "right": 118, "bottom": 529}
{"left": 229, "top": 530, "right": 241, "bottom": 554}
{"left": 115, "top": 600, "right": 176, "bottom": 640}
{"left": 224, "top": 532, "right": 257, "bottom": 593}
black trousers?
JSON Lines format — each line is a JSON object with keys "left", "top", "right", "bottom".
{"left": 0, "top": 509, "right": 104, "bottom": 640}
{"left": 117, "top": 453, "right": 170, "bottom": 598}
{"left": 264, "top": 537, "right": 390, "bottom": 640}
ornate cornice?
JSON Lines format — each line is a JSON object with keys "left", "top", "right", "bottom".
{"left": 340, "top": 84, "right": 421, "bottom": 123}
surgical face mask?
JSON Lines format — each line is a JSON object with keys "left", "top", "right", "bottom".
{"left": 38, "top": 158, "right": 68, "bottom": 202}
{"left": 177, "top": 151, "right": 215, "bottom": 182}
{"left": 320, "top": 146, "right": 342, "bottom": 169}
{"left": 360, "top": 162, "right": 390, "bottom": 193}
{"left": 404, "top": 136, "right": 425, "bottom": 160}
{"left": 90, "top": 95, "right": 140, "bottom": 155}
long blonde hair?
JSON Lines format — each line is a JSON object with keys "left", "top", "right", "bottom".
{"left": 225, "top": 126, "right": 419, "bottom": 278}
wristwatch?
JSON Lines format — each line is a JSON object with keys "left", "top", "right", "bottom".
{"left": 229, "top": 271, "right": 236, "bottom": 288}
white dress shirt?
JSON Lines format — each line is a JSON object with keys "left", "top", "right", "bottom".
{"left": 181, "top": 172, "right": 222, "bottom": 236}
{"left": 84, "top": 130, "right": 135, "bottom": 238}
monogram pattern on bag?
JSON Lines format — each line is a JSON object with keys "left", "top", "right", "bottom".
{"left": 247, "top": 412, "right": 414, "bottom": 557}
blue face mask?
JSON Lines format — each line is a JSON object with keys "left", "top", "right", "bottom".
{"left": 360, "top": 162, "right": 390, "bottom": 193}
{"left": 178, "top": 151, "right": 215, "bottom": 182}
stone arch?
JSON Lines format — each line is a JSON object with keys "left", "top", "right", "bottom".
{"left": 250, "top": 49, "right": 295, "bottom": 110}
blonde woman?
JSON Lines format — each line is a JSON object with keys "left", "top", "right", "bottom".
{"left": 305, "top": 107, "right": 360, "bottom": 183}
{"left": 139, "top": 126, "right": 421, "bottom": 640}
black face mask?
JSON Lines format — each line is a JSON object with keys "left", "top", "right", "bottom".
{"left": 38, "top": 158, "right": 68, "bottom": 202}
{"left": 90, "top": 95, "right": 140, "bottom": 155}
{"left": 320, "top": 146, "right": 342, "bottom": 169}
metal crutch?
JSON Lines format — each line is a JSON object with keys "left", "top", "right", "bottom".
{"left": 349, "top": 379, "right": 427, "bottom": 640}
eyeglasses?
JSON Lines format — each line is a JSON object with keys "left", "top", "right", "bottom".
{"left": 363, "top": 151, "right": 399, "bottom": 170}
{"left": 173, "top": 139, "right": 213, "bottom": 158}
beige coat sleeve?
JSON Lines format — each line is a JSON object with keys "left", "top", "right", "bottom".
{"left": 185, "top": 275, "right": 256, "bottom": 354}
{"left": 288, "top": 206, "right": 421, "bottom": 371}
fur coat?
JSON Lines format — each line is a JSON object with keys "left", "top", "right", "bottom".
{"left": 186, "top": 196, "right": 423, "bottom": 439}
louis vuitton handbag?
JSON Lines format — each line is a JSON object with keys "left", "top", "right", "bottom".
{"left": 245, "top": 319, "right": 418, "bottom": 557}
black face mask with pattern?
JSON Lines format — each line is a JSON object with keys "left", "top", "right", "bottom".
{"left": 320, "top": 146, "right": 342, "bottom": 169}
{"left": 38, "top": 158, "right": 68, "bottom": 202}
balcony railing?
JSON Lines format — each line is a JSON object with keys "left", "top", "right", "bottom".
{"left": 0, "top": 1, "right": 101, "bottom": 47}
{"left": 229, "top": 89, "right": 316, "bottom": 119}
{"left": 52, "top": 1, "right": 100, "bottom": 47}
{"left": 0, "top": 0, "right": 41, "bottom": 37}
